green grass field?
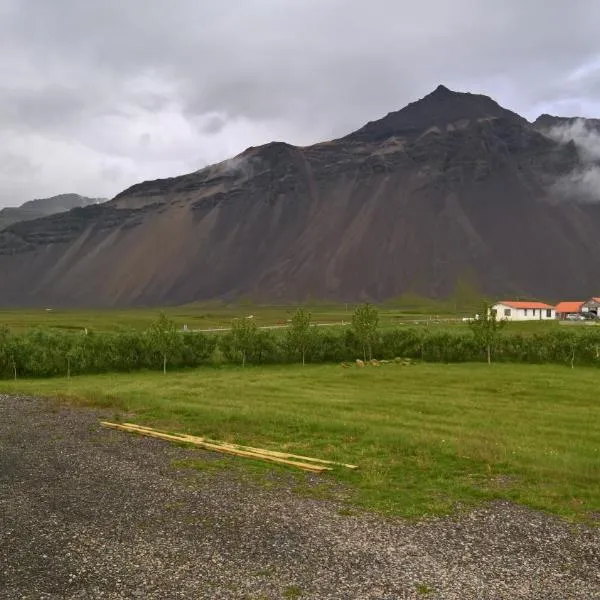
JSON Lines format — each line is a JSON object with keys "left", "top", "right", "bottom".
{"left": 0, "top": 301, "right": 568, "bottom": 334}
{"left": 0, "top": 302, "right": 457, "bottom": 332}
{"left": 1, "top": 362, "right": 598, "bottom": 521}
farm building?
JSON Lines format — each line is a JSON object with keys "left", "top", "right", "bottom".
{"left": 555, "top": 301, "right": 584, "bottom": 320}
{"left": 582, "top": 297, "right": 600, "bottom": 316}
{"left": 492, "top": 301, "right": 556, "bottom": 321}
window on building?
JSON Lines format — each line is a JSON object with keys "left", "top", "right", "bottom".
{"left": 524, "top": 309, "right": 528, "bottom": 316}
{"left": 504, "top": 308, "right": 511, "bottom": 317}
{"left": 546, "top": 309, "right": 552, "bottom": 318}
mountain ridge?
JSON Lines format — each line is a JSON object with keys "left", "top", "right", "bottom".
{"left": 0, "top": 193, "right": 107, "bottom": 231}
{"left": 534, "top": 113, "right": 600, "bottom": 132}
{"left": 0, "top": 86, "right": 599, "bottom": 307}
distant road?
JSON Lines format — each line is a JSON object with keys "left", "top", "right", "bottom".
{"left": 191, "top": 318, "right": 462, "bottom": 333}
{"left": 192, "top": 322, "right": 349, "bottom": 333}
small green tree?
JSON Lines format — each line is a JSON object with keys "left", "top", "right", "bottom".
{"left": 352, "top": 303, "right": 379, "bottom": 361}
{"left": 0, "top": 325, "right": 16, "bottom": 379}
{"left": 469, "top": 303, "right": 505, "bottom": 365}
{"left": 147, "top": 313, "right": 179, "bottom": 374}
{"left": 231, "top": 317, "right": 258, "bottom": 367}
{"left": 287, "top": 308, "right": 314, "bottom": 365}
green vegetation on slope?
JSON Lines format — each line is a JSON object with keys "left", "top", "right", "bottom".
{"left": 1, "top": 363, "right": 598, "bottom": 520}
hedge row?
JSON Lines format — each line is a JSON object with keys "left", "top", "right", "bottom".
{"left": 0, "top": 329, "right": 216, "bottom": 378}
{"left": 1, "top": 326, "right": 600, "bottom": 379}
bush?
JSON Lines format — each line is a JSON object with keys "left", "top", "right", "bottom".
{"left": 2, "top": 321, "right": 600, "bottom": 380}
{"left": 379, "top": 328, "right": 424, "bottom": 359}
{"left": 181, "top": 332, "right": 218, "bottom": 366}
{"left": 219, "top": 329, "right": 284, "bottom": 365}
{"left": 0, "top": 327, "right": 222, "bottom": 379}
{"left": 312, "top": 330, "right": 353, "bottom": 363}
{"left": 422, "top": 330, "right": 479, "bottom": 363}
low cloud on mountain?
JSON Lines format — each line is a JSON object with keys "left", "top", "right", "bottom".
{"left": 547, "top": 119, "right": 600, "bottom": 201}
{"left": 1, "top": 0, "right": 600, "bottom": 205}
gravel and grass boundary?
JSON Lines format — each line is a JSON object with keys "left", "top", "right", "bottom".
{"left": 1, "top": 394, "right": 598, "bottom": 599}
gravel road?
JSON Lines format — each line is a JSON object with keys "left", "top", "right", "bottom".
{"left": 1, "top": 395, "right": 598, "bottom": 599}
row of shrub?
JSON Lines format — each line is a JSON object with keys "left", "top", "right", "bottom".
{"left": 1, "top": 325, "right": 600, "bottom": 379}
{"left": 0, "top": 328, "right": 217, "bottom": 379}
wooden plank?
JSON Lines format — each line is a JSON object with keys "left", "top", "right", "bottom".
{"left": 121, "top": 422, "right": 358, "bottom": 470}
{"left": 100, "top": 422, "right": 330, "bottom": 473}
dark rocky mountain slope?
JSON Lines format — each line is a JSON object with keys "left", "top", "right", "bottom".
{"left": 1, "top": 86, "right": 599, "bottom": 307}
{"left": 0, "top": 193, "right": 105, "bottom": 231}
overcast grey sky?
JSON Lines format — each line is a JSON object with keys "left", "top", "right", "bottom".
{"left": 1, "top": 0, "right": 599, "bottom": 207}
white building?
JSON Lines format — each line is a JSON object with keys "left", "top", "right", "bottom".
{"left": 582, "top": 297, "right": 600, "bottom": 317}
{"left": 492, "top": 301, "right": 556, "bottom": 322}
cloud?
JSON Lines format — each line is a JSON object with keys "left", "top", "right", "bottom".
{"left": 552, "top": 166, "right": 600, "bottom": 202}
{"left": 1, "top": 0, "right": 600, "bottom": 206}
{"left": 547, "top": 119, "right": 600, "bottom": 201}
{"left": 548, "top": 119, "right": 600, "bottom": 161}
{"left": 216, "top": 154, "right": 266, "bottom": 184}
{"left": 0, "top": 152, "right": 40, "bottom": 177}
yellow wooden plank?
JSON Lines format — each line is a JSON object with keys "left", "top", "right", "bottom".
{"left": 100, "top": 422, "right": 330, "bottom": 473}
{"left": 121, "top": 422, "right": 358, "bottom": 470}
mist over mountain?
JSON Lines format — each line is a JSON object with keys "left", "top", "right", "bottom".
{"left": 534, "top": 115, "right": 600, "bottom": 203}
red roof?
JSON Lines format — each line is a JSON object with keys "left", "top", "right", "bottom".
{"left": 496, "top": 301, "right": 554, "bottom": 309}
{"left": 555, "top": 301, "right": 584, "bottom": 313}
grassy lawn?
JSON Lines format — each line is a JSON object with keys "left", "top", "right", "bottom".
{"left": 1, "top": 363, "right": 598, "bottom": 520}
{"left": 0, "top": 302, "right": 457, "bottom": 332}
{"left": 0, "top": 302, "right": 569, "bottom": 334}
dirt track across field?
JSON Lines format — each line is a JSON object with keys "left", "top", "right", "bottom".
{"left": 1, "top": 395, "right": 598, "bottom": 599}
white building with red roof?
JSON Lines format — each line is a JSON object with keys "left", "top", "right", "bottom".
{"left": 582, "top": 297, "right": 600, "bottom": 316}
{"left": 492, "top": 301, "right": 556, "bottom": 321}
{"left": 555, "top": 301, "right": 585, "bottom": 319}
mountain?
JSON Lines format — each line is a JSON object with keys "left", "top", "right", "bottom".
{"left": 345, "top": 85, "right": 529, "bottom": 142}
{"left": 534, "top": 114, "right": 600, "bottom": 133}
{"left": 0, "top": 193, "right": 106, "bottom": 231}
{"left": 1, "top": 86, "right": 600, "bottom": 307}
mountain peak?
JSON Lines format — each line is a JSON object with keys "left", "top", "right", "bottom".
{"left": 345, "top": 86, "right": 526, "bottom": 143}
{"left": 432, "top": 83, "right": 452, "bottom": 94}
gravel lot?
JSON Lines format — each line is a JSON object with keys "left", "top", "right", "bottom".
{"left": 1, "top": 394, "right": 598, "bottom": 600}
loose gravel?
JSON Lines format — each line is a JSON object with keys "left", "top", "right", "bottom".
{"left": 1, "top": 394, "right": 598, "bottom": 599}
